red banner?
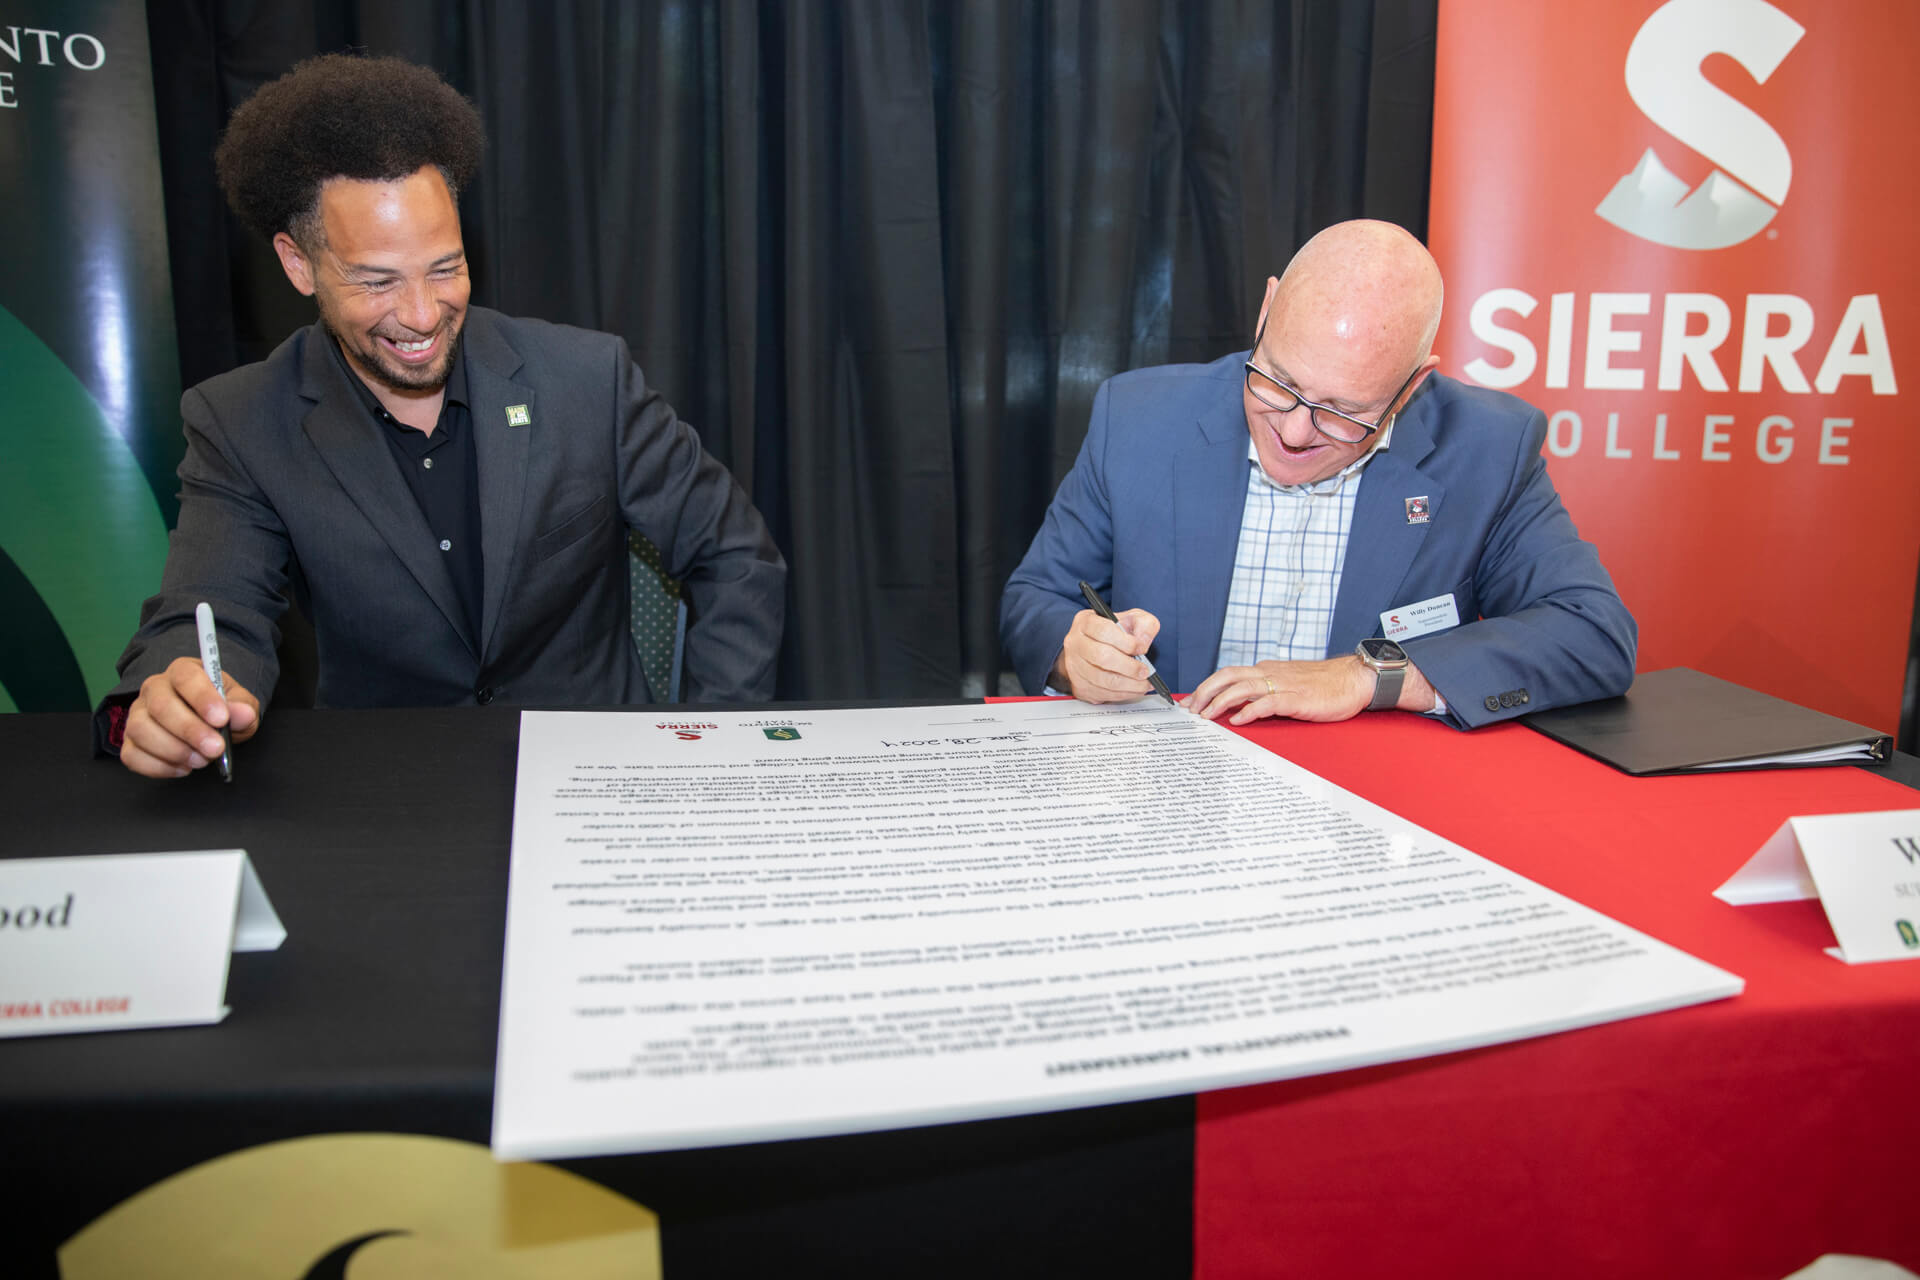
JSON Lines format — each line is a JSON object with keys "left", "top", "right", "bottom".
{"left": 1429, "top": 0, "right": 1919, "bottom": 730}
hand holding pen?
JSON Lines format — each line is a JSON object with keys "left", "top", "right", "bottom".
{"left": 117, "top": 604, "right": 262, "bottom": 780}
{"left": 1053, "top": 581, "right": 1179, "bottom": 707}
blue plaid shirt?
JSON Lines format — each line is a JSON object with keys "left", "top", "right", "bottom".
{"left": 1214, "top": 425, "right": 1393, "bottom": 669}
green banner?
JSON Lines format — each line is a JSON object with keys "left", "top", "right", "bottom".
{"left": 0, "top": 2, "right": 178, "bottom": 711}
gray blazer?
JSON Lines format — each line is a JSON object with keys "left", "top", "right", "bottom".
{"left": 107, "top": 307, "right": 784, "bottom": 713}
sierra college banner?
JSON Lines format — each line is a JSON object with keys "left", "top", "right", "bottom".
{"left": 0, "top": 2, "right": 178, "bottom": 713}
{"left": 1429, "top": 0, "right": 1917, "bottom": 731}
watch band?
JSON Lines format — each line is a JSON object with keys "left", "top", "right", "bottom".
{"left": 1357, "top": 640, "right": 1409, "bottom": 712}
{"left": 1366, "top": 663, "right": 1405, "bottom": 711}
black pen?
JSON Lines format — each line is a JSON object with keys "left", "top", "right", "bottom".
{"left": 1078, "top": 581, "right": 1177, "bottom": 707}
{"left": 195, "top": 602, "right": 234, "bottom": 782}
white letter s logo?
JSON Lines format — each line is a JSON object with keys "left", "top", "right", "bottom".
{"left": 1596, "top": 0, "right": 1805, "bottom": 250}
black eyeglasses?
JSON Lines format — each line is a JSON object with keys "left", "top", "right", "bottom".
{"left": 1244, "top": 313, "right": 1423, "bottom": 445}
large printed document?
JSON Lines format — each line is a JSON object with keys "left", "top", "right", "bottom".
{"left": 494, "top": 701, "right": 1740, "bottom": 1159}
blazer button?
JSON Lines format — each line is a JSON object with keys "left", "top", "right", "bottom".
{"left": 1517, "top": 689, "right": 1530, "bottom": 704}
{"left": 1484, "top": 695, "right": 1501, "bottom": 712}
{"left": 477, "top": 687, "right": 495, "bottom": 705}
{"left": 1499, "top": 691, "right": 1516, "bottom": 708}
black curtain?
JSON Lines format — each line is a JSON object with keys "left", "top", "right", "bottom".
{"left": 146, "top": 0, "right": 1437, "bottom": 701}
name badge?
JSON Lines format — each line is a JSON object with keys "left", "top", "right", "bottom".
{"left": 1380, "top": 593, "right": 1460, "bottom": 641}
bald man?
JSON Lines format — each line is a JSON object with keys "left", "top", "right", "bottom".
{"left": 1000, "top": 220, "right": 1635, "bottom": 728}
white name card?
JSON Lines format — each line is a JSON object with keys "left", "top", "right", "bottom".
{"left": 0, "top": 850, "right": 284, "bottom": 1037}
{"left": 1715, "top": 809, "right": 1920, "bottom": 965}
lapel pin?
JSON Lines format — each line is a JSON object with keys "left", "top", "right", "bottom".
{"left": 505, "top": 404, "right": 531, "bottom": 427}
{"left": 1405, "top": 496, "right": 1430, "bottom": 525}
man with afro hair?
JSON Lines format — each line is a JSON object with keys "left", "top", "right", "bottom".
{"left": 103, "top": 55, "right": 785, "bottom": 777}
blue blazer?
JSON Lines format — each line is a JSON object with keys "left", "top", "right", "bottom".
{"left": 1000, "top": 356, "right": 1636, "bottom": 728}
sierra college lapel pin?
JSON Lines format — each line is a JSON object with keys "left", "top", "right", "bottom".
{"left": 505, "top": 404, "right": 531, "bottom": 427}
{"left": 1405, "top": 495, "right": 1430, "bottom": 525}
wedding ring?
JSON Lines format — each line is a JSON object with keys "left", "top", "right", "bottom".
{"left": 1263, "top": 676, "right": 1275, "bottom": 696}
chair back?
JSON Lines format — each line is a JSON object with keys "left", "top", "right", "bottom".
{"left": 627, "top": 531, "right": 686, "bottom": 703}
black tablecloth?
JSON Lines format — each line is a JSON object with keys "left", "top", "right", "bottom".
{"left": 0, "top": 707, "right": 1192, "bottom": 1278}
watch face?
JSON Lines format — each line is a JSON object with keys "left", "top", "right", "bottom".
{"left": 1359, "top": 638, "right": 1408, "bottom": 664}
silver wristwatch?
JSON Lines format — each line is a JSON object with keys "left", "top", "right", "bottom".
{"left": 1356, "top": 638, "right": 1410, "bottom": 711}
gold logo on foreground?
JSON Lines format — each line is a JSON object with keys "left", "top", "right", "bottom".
{"left": 58, "top": 1133, "right": 659, "bottom": 1278}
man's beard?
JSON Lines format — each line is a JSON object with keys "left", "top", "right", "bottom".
{"left": 325, "top": 315, "right": 464, "bottom": 395}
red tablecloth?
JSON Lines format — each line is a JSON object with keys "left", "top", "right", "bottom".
{"left": 1195, "top": 713, "right": 1920, "bottom": 1280}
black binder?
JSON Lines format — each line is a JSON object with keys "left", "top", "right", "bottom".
{"left": 1522, "top": 667, "right": 1893, "bottom": 776}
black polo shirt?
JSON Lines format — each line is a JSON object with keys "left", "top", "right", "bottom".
{"left": 326, "top": 335, "right": 484, "bottom": 644}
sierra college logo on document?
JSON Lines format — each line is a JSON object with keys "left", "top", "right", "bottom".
{"left": 1595, "top": 0, "right": 1805, "bottom": 250}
